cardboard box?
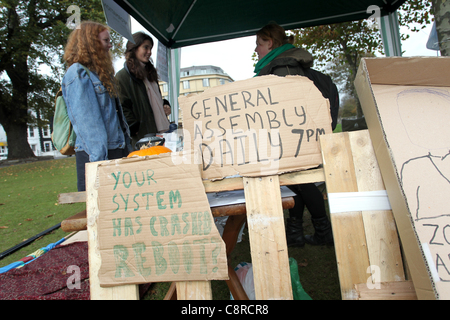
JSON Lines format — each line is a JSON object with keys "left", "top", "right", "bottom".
{"left": 178, "top": 75, "right": 332, "bottom": 181}
{"left": 95, "top": 154, "right": 228, "bottom": 287}
{"left": 355, "top": 57, "right": 450, "bottom": 300}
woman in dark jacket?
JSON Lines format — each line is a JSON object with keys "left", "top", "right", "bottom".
{"left": 255, "top": 23, "right": 338, "bottom": 247}
{"left": 116, "top": 32, "right": 171, "bottom": 148}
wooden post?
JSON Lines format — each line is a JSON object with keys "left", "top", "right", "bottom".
{"left": 320, "top": 130, "right": 406, "bottom": 300}
{"left": 243, "top": 175, "right": 293, "bottom": 300}
{"left": 86, "top": 162, "right": 140, "bottom": 300}
{"left": 347, "top": 131, "right": 405, "bottom": 283}
{"left": 354, "top": 280, "right": 417, "bottom": 300}
{"left": 176, "top": 281, "right": 212, "bottom": 300}
{"left": 320, "top": 132, "right": 371, "bottom": 300}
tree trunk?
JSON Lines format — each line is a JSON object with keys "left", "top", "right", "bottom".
{"left": 2, "top": 58, "right": 36, "bottom": 160}
{"left": 432, "top": 0, "right": 450, "bottom": 56}
{"left": 4, "top": 122, "right": 36, "bottom": 160}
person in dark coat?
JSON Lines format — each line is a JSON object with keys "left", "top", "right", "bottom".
{"left": 116, "top": 32, "right": 171, "bottom": 148}
{"left": 254, "top": 23, "right": 339, "bottom": 246}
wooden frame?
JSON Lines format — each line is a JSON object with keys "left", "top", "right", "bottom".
{"left": 83, "top": 161, "right": 318, "bottom": 300}
{"left": 320, "top": 130, "right": 410, "bottom": 300}
{"left": 61, "top": 130, "right": 415, "bottom": 300}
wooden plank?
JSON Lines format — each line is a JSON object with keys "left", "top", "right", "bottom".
{"left": 60, "top": 197, "right": 294, "bottom": 233}
{"left": 243, "top": 175, "right": 293, "bottom": 300}
{"left": 223, "top": 214, "right": 249, "bottom": 300}
{"left": 61, "top": 209, "right": 87, "bottom": 232}
{"left": 164, "top": 283, "right": 177, "bottom": 300}
{"left": 320, "top": 132, "right": 370, "bottom": 300}
{"left": 278, "top": 167, "right": 325, "bottom": 186}
{"left": 348, "top": 130, "right": 405, "bottom": 284}
{"left": 176, "top": 281, "right": 212, "bottom": 300}
{"left": 191, "top": 167, "right": 325, "bottom": 193}
{"left": 354, "top": 280, "right": 417, "bottom": 300}
{"left": 86, "top": 161, "right": 140, "bottom": 300}
{"left": 60, "top": 168, "right": 324, "bottom": 203}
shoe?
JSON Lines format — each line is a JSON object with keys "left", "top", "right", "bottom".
{"left": 285, "top": 217, "right": 305, "bottom": 247}
{"left": 304, "top": 217, "right": 333, "bottom": 246}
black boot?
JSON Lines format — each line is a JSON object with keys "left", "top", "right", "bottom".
{"left": 304, "top": 217, "right": 333, "bottom": 246}
{"left": 285, "top": 217, "right": 305, "bottom": 247}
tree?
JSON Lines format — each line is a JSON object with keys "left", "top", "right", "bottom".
{"left": 292, "top": 20, "right": 382, "bottom": 118}
{"left": 0, "top": 0, "right": 123, "bottom": 159}
{"left": 292, "top": 0, "right": 432, "bottom": 118}
{"left": 430, "top": 0, "right": 450, "bottom": 56}
{"left": 324, "top": 51, "right": 375, "bottom": 117}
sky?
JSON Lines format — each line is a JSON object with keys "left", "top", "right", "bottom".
{"left": 113, "top": 18, "right": 439, "bottom": 82}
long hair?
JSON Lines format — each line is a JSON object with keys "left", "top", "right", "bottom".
{"left": 63, "top": 21, "right": 117, "bottom": 97}
{"left": 125, "top": 32, "right": 159, "bottom": 82}
{"left": 256, "top": 23, "right": 294, "bottom": 49}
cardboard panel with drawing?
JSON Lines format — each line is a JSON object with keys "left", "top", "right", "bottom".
{"left": 355, "top": 56, "right": 450, "bottom": 300}
{"left": 179, "top": 75, "right": 333, "bottom": 180}
{"left": 95, "top": 154, "right": 228, "bottom": 287}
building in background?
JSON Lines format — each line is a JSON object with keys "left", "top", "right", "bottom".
{"left": 0, "top": 113, "right": 62, "bottom": 160}
{"left": 0, "top": 126, "right": 7, "bottom": 160}
{"left": 27, "top": 123, "right": 60, "bottom": 158}
{"left": 159, "top": 65, "right": 233, "bottom": 124}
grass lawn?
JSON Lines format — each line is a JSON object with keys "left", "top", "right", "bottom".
{"left": 0, "top": 158, "right": 341, "bottom": 300}
{"left": 0, "top": 158, "right": 85, "bottom": 267}
{"left": 333, "top": 123, "right": 342, "bottom": 133}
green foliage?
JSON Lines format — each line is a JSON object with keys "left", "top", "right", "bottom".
{"left": 398, "top": 0, "right": 433, "bottom": 33}
{"left": 340, "top": 96, "right": 358, "bottom": 118}
{"left": 292, "top": 20, "right": 382, "bottom": 71}
{"left": 293, "top": 0, "right": 431, "bottom": 68}
{"left": 291, "top": 0, "right": 431, "bottom": 118}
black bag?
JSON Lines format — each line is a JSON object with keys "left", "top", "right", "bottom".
{"left": 303, "top": 68, "right": 339, "bottom": 131}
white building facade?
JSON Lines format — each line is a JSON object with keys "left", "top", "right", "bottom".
{"left": 0, "top": 122, "right": 63, "bottom": 160}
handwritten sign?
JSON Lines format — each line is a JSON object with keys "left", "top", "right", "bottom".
{"left": 179, "top": 75, "right": 332, "bottom": 180}
{"left": 373, "top": 86, "right": 450, "bottom": 289}
{"left": 96, "top": 155, "right": 228, "bottom": 287}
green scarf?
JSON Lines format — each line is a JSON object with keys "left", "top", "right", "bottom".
{"left": 253, "top": 43, "right": 295, "bottom": 76}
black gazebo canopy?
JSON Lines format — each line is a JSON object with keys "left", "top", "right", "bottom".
{"left": 114, "top": 0, "right": 406, "bottom": 48}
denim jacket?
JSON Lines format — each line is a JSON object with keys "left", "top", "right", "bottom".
{"left": 62, "top": 63, "right": 131, "bottom": 162}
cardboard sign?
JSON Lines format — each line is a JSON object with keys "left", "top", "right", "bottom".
{"left": 355, "top": 57, "right": 450, "bottom": 300}
{"left": 95, "top": 154, "right": 228, "bottom": 287}
{"left": 178, "top": 75, "right": 332, "bottom": 180}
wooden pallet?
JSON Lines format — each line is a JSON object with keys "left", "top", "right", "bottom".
{"left": 82, "top": 162, "right": 323, "bottom": 300}
{"left": 320, "top": 130, "right": 415, "bottom": 300}
{"left": 60, "top": 130, "right": 416, "bottom": 300}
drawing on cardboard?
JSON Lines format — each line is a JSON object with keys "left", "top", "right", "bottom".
{"left": 397, "top": 88, "right": 450, "bottom": 222}
{"left": 356, "top": 57, "right": 450, "bottom": 298}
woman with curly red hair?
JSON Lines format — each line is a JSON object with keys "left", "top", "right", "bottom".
{"left": 62, "top": 21, "right": 131, "bottom": 191}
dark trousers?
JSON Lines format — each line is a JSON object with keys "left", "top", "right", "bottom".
{"left": 288, "top": 183, "right": 327, "bottom": 220}
{"left": 75, "top": 149, "right": 129, "bottom": 192}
